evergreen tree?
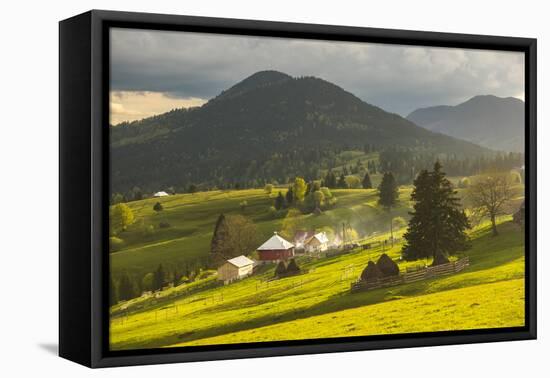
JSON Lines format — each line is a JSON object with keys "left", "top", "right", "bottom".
{"left": 153, "top": 264, "right": 166, "bottom": 291}
{"left": 378, "top": 172, "right": 398, "bottom": 209}
{"left": 275, "top": 191, "right": 286, "bottom": 210}
{"left": 402, "top": 162, "right": 470, "bottom": 263}
{"left": 285, "top": 186, "right": 294, "bottom": 206}
{"left": 362, "top": 172, "right": 373, "bottom": 189}
{"left": 153, "top": 202, "right": 163, "bottom": 212}
{"left": 337, "top": 173, "right": 347, "bottom": 188}
{"left": 110, "top": 277, "right": 118, "bottom": 306}
{"left": 210, "top": 214, "right": 229, "bottom": 255}
{"left": 118, "top": 272, "right": 136, "bottom": 301}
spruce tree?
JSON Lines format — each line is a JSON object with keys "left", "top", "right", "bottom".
{"left": 211, "top": 213, "right": 229, "bottom": 256}
{"left": 362, "top": 172, "right": 373, "bottom": 189}
{"left": 153, "top": 264, "right": 165, "bottom": 291}
{"left": 402, "top": 162, "right": 470, "bottom": 263}
{"left": 337, "top": 173, "right": 347, "bottom": 188}
{"left": 275, "top": 191, "right": 286, "bottom": 210}
{"left": 118, "top": 272, "right": 136, "bottom": 301}
{"left": 378, "top": 172, "right": 398, "bottom": 209}
{"left": 285, "top": 186, "right": 294, "bottom": 205}
{"left": 110, "top": 277, "right": 118, "bottom": 306}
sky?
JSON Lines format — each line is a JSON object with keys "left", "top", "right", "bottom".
{"left": 110, "top": 28, "right": 525, "bottom": 125}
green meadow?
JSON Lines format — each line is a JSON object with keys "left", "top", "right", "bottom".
{"left": 109, "top": 192, "right": 525, "bottom": 350}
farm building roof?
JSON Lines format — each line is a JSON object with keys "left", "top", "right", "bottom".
{"left": 226, "top": 255, "right": 255, "bottom": 268}
{"left": 153, "top": 191, "right": 169, "bottom": 197}
{"left": 306, "top": 232, "right": 329, "bottom": 244}
{"left": 257, "top": 232, "right": 295, "bottom": 250}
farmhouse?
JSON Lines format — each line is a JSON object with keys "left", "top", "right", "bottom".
{"left": 293, "top": 230, "right": 315, "bottom": 250}
{"left": 304, "top": 232, "right": 329, "bottom": 253}
{"left": 257, "top": 232, "right": 295, "bottom": 262}
{"left": 217, "top": 255, "right": 255, "bottom": 284}
{"left": 153, "top": 191, "right": 169, "bottom": 197}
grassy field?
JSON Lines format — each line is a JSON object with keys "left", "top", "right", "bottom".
{"left": 110, "top": 216, "right": 525, "bottom": 350}
{"left": 110, "top": 187, "right": 415, "bottom": 280}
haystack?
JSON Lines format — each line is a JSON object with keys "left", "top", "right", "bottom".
{"left": 286, "top": 258, "right": 301, "bottom": 274}
{"left": 376, "top": 253, "right": 400, "bottom": 277}
{"left": 274, "top": 260, "right": 287, "bottom": 277}
{"left": 360, "top": 261, "right": 383, "bottom": 282}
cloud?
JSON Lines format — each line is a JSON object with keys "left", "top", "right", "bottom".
{"left": 110, "top": 91, "right": 206, "bottom": 124}
{"left": 110, "top": 28, "right": 524, "bottom": 116}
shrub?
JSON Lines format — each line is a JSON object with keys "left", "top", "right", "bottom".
{"left": 109, "top": 236, "right": 125, "bottom": 252}
{"left": 274, "top": 261, "right": 287, "bottom": 277}
{"left": 376, "top": 253, "right": 400, "bottom": 276}
{"left": 431, "top": 253, "right": 450, "bottom": 266}
{"left": 153, "top": 202, "right": 163, "bottom": 212}
{"left": 458, "top": 177, "right": 471, "bottom": 188}
{"left": 286, "top": 259, "right": 301, "bottom": 274}
{"left": 360, "top": 261, "right": 383, "bottom": 282}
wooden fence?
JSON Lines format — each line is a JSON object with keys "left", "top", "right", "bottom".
{"left": 351, "top": 257, "right": 470, "bottom": 293}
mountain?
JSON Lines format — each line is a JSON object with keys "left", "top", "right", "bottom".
{"left": 110, "top": 71, "right": 491, "bottom": 194}
{"left": 407, "top": 95, "right": 524, "bottom": 152}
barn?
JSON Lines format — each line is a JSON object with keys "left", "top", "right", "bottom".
{"left": 257, "top": 232, "right": 295, "bottom": 262}
{"left": 217, "top": 255, "right": 255, "bottom": 284}
{"left": 153, "top": 191, "right": 169, "bottom": 197}
{"left": 304, "top": 232, "right": 329, "bottom": 253}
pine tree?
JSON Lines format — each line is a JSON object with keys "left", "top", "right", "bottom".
{"left": 402, "top": 162, "right": 470, "bottom": 263}
{"left": 118, "top": 272, "right": 136, "bottom": 301}
{"left": 211, "top": 214, "right": 229, "bottom": 255}
{"left": 337, "top": 173, "right": 347, "bottom": 188}
{"left": 275, "top": 191, "right": 286, "bottom": 210}
{"left": 362, "top": 172, "right": 373, "bottom": 189}
{"left": 378, "top": 172, "right": 398, "bottom": 209}
{"left": 153, "top": 264, "right": 165, "bottom": 291}
{"left": 285, "top": 186, "right": 294, "bottom": 206}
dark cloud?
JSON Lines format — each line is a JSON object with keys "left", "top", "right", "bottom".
{"left": 111, "top": 28, "right": 524, "bottom": 116}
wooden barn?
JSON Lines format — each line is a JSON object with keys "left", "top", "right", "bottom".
{"left": 304, "top": 232, "right": 329, "bottom": 253}
{"left": 217, "top": 255, "right": 255, "bottom": 284}
{"left": 257, "top": 232, "right": 295, "bottom": 262}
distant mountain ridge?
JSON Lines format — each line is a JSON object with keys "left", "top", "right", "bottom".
{"left": 407, "top": 95, "right": 524, "bottom": 152}
{"left": 110, "top": 71, "right": 491, "bottom": 193}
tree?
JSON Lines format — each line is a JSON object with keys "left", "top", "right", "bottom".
{"left": 293, "top": 177, "right": 307, "bottom": 202}
{"left": 153, "top": 202, "right": 163, "bottom": 212}
{"left": 264, "top": 184, "right": 273, "bottom": 194}
{"left": 141, "top": 272, "right": 154, "bottom": 292}
{"left": 362, "top": 172, "right": 373, "bottom": 189}
{"left": 378, "top": 172, "right": 398, "bottom": 209}
{"left": 153, "top": 264, "right": 166, "bottom": 291}
{"left": 275, "top": 191, "right": 286, "bottom": 210}
{"left": 285, "top": 186, "right": 294, "bottom": 206}
{"left": 110, "top": 277, "right": 118, "bottom": 306}
{"left": 468, "top": 173, "right": 515, "bottom": 236}
{"left": 402, "top": 162, "right": 470, "bottom": 263}
{"left": 345, "top": 175, "right": 361, "bottom": 189}
{"left": 109, "top": 203, "right": 135, "bottom": 236}
{"left": 313, "top": 190, "right": 325, "bottom": 209}
{"left": 118, "top": 272, "right": 137, "bottom": 301}
{"left": 281, "top": 208, "right": 301, "bottom": 240}
{"left": 337, "top": 173, "right": 347, "bottom": 188}
{"left": 187, "top": 184, "right": 197, "bottom": 193}
{"left": 211, "top": 214, "right": 229, "bottom": 256}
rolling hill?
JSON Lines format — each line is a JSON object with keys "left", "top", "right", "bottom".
{"left": 110, "top": 71, "right": 490, "bottom": 194}
{"left": 407, "top": 95, "right": 524, "bottom": 152}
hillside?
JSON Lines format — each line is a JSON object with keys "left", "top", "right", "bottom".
{"left": 110, "top": 71, "right": 490, "bottom": 194}
{"left": 110, "top": 219, "right": 525, "bottom": 350}
{"left": 407, "top": 95, "right": 524, "bottom": 152}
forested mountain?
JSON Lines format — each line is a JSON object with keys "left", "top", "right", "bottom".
{"left": 407, "top": 95, "right": 524, "bottom": 152}
{"left": 110, "top": 70, "right": 491, "bottom": 194}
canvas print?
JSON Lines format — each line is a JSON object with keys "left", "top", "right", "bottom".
{"left": 108, "top": 28, "right": 526, "bottom": 351}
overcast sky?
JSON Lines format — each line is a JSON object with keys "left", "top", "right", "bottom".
{"left": 110, "top": 28, "right": 524, "bottom": 124}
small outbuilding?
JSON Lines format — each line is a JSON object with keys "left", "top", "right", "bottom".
{"left": 217, "top": 255, "right": 255, "bottom": 284}
{"left": 257, "top": 232, "right": 295, "bottom": 262}
{"left": 304, "top": 232, "right": 329, "bottom": 253}
{"left": 153, "top": 191, "right": 169, "bottom": 197}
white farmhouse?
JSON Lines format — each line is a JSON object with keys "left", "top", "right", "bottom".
{"left": 217, "top": 255, "right": 255, "bottom": 284}
{"left": 304, "top": 232, "right": 329, "bottom": 253}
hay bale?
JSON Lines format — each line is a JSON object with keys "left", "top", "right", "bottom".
{"left": 286, "top": 258, "right": 301, "bottom": 274}
{"left": 376, "top": 253, "right": 400, "bottom": 277}
{"left": 431, "top": 253, "right": 450, "bottom": 266}
{"left": 360, "top": 261, "right": 383, "bottom": 282}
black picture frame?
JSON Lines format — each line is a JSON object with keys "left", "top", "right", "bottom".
{"left": 59, "top": 9, "right": 537, "bottom": 368}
